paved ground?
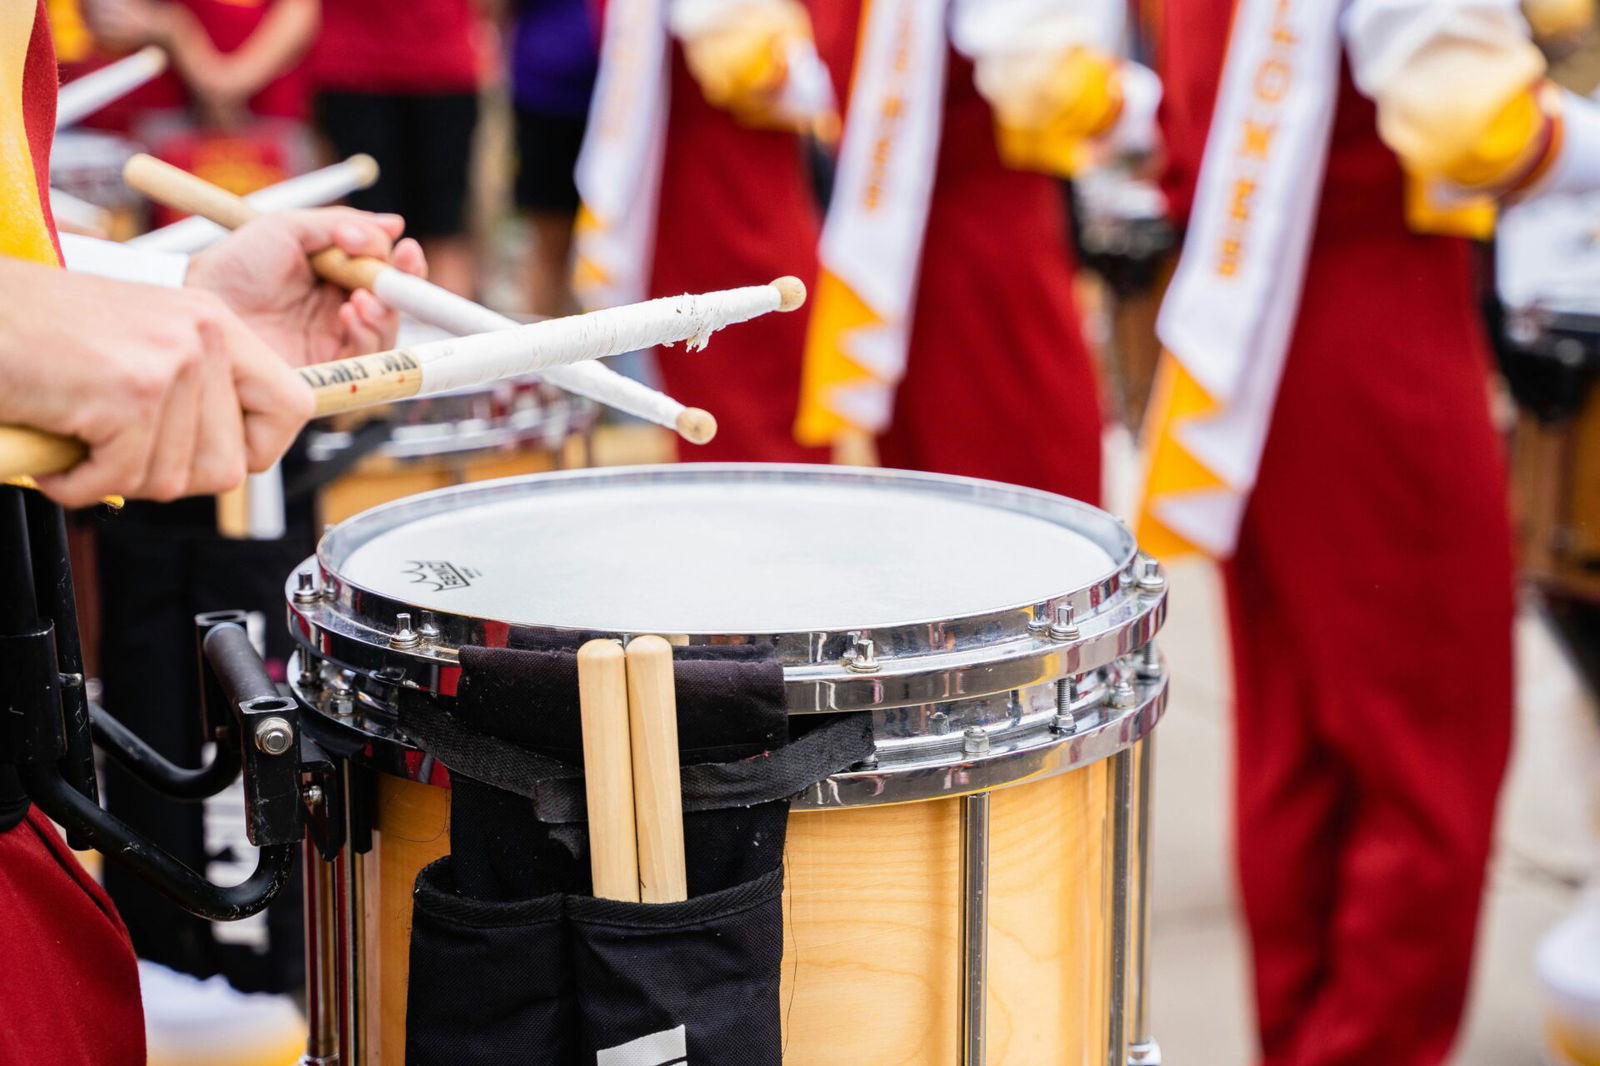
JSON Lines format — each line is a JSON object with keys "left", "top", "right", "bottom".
{"left": 1146, "top": 561, "right": 1600, "bottom": 1065}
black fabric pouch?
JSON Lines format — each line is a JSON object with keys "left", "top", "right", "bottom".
{"left": 403, "top": 643, "right": 843, "bottom": 1065}
{"left": 406, "top": 858, "right": 576, "bottom": 1066}
{"left": 570, "top": 867, "right": 785, "bottom": 1064}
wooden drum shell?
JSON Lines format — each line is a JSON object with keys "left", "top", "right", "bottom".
{"left": 363, "top": 765, "right": 1116, "bottom": 1064}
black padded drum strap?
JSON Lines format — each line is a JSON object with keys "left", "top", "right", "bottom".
{"left": 397, "top": 690, "right": 873, "bottom": 823}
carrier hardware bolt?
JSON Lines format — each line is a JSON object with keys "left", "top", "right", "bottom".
{"left": 1136, "top": 558, "right": 1166, "bottom": 596}
{"left": 1052, "top": 677, "right": 1077, "bottom": 735}
{"left": 292, "top": 569, "right": 322, "bottom": 605}
{"left": 302, "top": 785, "right": 324, "bottom": 812}
{"left": 330, "top": 695, "right": 354, "bottom": 718}
{"left": 963, "top": 726, "right": 991, "bottom": 755}
{"left": 388, "top": 612, "right": 421, "bottom": 649}
{"left": 1027, "top": 607, "right": 1053, "bottom": 634}
{"left": 843, "top": 633, "right": 880, "bottom": 673}
{"left": 1110, "top": 679, "right": 1138, "bottom": 710}
{"left": 1049, "top": 603, "right": 1080, "bottom": 641}
{"left": 254, "top": 716, "right": 295, "bottom": 756}
{"left": 929, "top": 710, "right": 951, "bottom": 736}
{"left": 852, "top": 752, "right": 880, "bottom": 771}
{"left": 417, "top": 614, "right": 441, "bottom": 644}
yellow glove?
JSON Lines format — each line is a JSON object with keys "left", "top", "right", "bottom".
{"left": 979, "top": 47, "right": 1125, "bottom": 178}
{"left": 679, "top": 0, "right": 816, "bottom": 130}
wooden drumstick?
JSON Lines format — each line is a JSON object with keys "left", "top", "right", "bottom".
{"left": 0, "top": 280, "right": 794, "bottom": 480}
{"left": 56, "top": 46, "right": 167, "bottom": 130}
{"left": 123, "top": 154, "right": 807, "bottom": 441}
{"left": 625, "top": 635, "right": 688, "bottom": 903}
{"left": 579, "top": 639, "right": 640, "bottom": 903}
{"left": 127, "top": 155, "right": 381, "bottom": 253}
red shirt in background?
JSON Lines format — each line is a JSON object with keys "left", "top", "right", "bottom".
{"left": 148, "top": 0, "right": 310, "bottom": 120}
{"left": 312, "top": 0, "right": 480, "bottom": 94}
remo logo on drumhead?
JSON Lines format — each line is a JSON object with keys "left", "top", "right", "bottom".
{"left": 402, "top": 560, "right": 480, "bottom": 592}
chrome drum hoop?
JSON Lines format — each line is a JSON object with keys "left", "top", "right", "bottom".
{"left": 306, "top": 380, "right": 598, "bottom": 465}
{"left": 285, "top": 465, "right": 1167, "bottom": 715}
{"left": 287, "top": 648, "right": 1168, "bottom": 809}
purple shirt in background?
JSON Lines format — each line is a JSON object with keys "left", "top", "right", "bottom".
{"left": 510, "top": 0, "right": 601, "bottom": 117}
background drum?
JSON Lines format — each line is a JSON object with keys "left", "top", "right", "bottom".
{"left": 303, "top": 319, "right": 598, "bottom": 523}
{"left": 1497, "top": 195, "right": 1600, "bottom": 692}
{"left": 286, "top": 464, "right": 1168, "bottom": 1064}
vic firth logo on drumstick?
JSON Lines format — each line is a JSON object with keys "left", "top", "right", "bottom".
{"left": 300, "top": 349, "right": 421, "bottom": 387}
{"left": 403, "top": 560, "right": 478, "bottom": 591}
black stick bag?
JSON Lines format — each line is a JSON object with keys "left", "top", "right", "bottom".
{"left": 403, "top": 643, "right": 817, "bottom": 1066}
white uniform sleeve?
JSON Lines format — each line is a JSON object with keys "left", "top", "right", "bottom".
{"left": 667, "top": 0, "right": 787, "bottom": 39}
{"left": 1339, "top": 0, "right": 1600, "bottom": 198}
{"left": 59, "top": 233, "right": 189, "bottom": 288}
{"left": 948, "top": 0, "right": 1123, "bottom": 61}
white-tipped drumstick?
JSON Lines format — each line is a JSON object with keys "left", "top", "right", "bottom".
{"left": 122, "top": 154, "right": 807, "bottom": 441}
{"left": 126, "top": 155, "right": 381, "bottom": 253}
{"left": 579, "top": 639, "right": 641, "bottom": 903}
{"left": 56, "top": 47, "right": 167, "bottom": 130}
{"left": 625, "top": 635, "right": 687, "bottom": 903}
{"left": 0, "top": 278, "right": 799, "bottom": 480}
{"left": 50, "top": 188, "right": 112, "bottom": 237}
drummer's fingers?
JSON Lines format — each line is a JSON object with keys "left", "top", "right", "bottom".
{"left": 132, "top": 347, "right": 205, "bottom": 501}
{"left": 188, "top": 321, "right": 249, "bottom": 493}
{"left": 338, "top": 294, "right": 394, "bottom": 356}
{"left": 391, "top": 237, "right": 427, "bottom": 280}
{"left": 221, "top": 315, "right": 315, "bottom": 471}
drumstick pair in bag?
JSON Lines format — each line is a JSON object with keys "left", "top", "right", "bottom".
{"left": 579, "top": 636, "right": 688, "bottom": 904}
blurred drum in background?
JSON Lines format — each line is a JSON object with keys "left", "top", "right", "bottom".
{"left": 50, "top": 128, "right": 142, "bottom": 238}
{"left": 301, "top": 318, "right": 599, "bottom": 522}
{"left": 1496, "top": 193, "right": 1600, "bottom": 690}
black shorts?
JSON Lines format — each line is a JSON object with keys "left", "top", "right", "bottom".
{"left": 315, "top": 90, "right": 480, "bottom": 239}
{"left": 513, "top": 106, "right": 586, "bottom": 213}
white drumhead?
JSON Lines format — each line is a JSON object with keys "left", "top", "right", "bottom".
{"left": 331, "top": 469, "right": 1119, "bottom": 633}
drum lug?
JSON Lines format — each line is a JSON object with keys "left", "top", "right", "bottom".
{"left": 1048, "top": 604, "right": 1081, "bottom": 641}
{"left": 842, "top": 632, "right": 880, "bottom": 673}
{"left": 292, "top": 568, "right": 326, "bottom": 606}
{"left": 1051, "top": 677, "right": 1078, "bottom": 735}
{"left": 1136, "top": 642, "right": 1163, "bottom": 681}
{"left": 1110, "top": 679, "right": 1138, "bottom": 710}
{"left": 388, "top": 612, "right": 422, "bottom": 650}
{"left": 1135, "top": 558, "right": 1166, "bottom": 596}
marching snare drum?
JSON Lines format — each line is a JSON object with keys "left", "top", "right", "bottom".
{"left": 287, "top": 464, "right": 1168, "bottom": 1065}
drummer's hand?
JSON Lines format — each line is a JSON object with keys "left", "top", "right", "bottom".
{"left": 0, "top": 258, "right": 313, "bottom": 507}
{"left": 185, "top": 208, "right": 429, "bottom": 366}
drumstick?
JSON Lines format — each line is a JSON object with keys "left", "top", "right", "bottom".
{"left": 122, "top": 154, "right": 806, "bottom": 439}
{"left": 0, "top": 278, "right": 793, "bottom": 480}
{"left": 56, "top": 47, "right": 167, "bottom": 130}
{"left": 126, "top": 155, "right": 381, "bottom": 253}
{"left": 579, "top": 639, "right": 640, "bottom": 903}
{"left": 624, "top": 635, "right": 687, "bottom": 903}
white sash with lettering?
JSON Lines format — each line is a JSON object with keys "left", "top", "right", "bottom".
{"left": 573, "top": 0, "right": 671, "bottom": 310}
{"left": 797, "top": 0, "right": 948, "bottom": 439}
{"left": 1149, "top": 0, "right": 1345, "bottom": 556}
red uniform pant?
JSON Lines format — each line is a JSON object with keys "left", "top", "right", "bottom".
{"left": 1226, "top": 229, "right": 1513, "bottom": 1066}
{"left": 809, "top": 0, "right": 1104, "bottom": 502}
{"left": 649, "top": 48, "right": 828, "bottom": 464}
{"left": 0, "top": 807, "right": 145, "bottom": 1064}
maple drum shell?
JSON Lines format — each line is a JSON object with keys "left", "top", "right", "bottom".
{"left": 361, "top": 760, "right": 1117, "bottom": 1065}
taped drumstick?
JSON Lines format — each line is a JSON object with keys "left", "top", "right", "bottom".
{"left": 123, "top": 154, "right": 807, "bottom": 441}
{"left": 0, "top": 281, "right": 793, "bottom": 480}
{"left": 56, "top": 47, "right": 167, "bottom": 130}
{"left": 126, "top": 155, "right": 381, "bottom": 253}
{"left": 625, "top": 635, "right": 687, "bottom": 903}
{"left": 579, "top": 639, "right": 640, "bottom": 903}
